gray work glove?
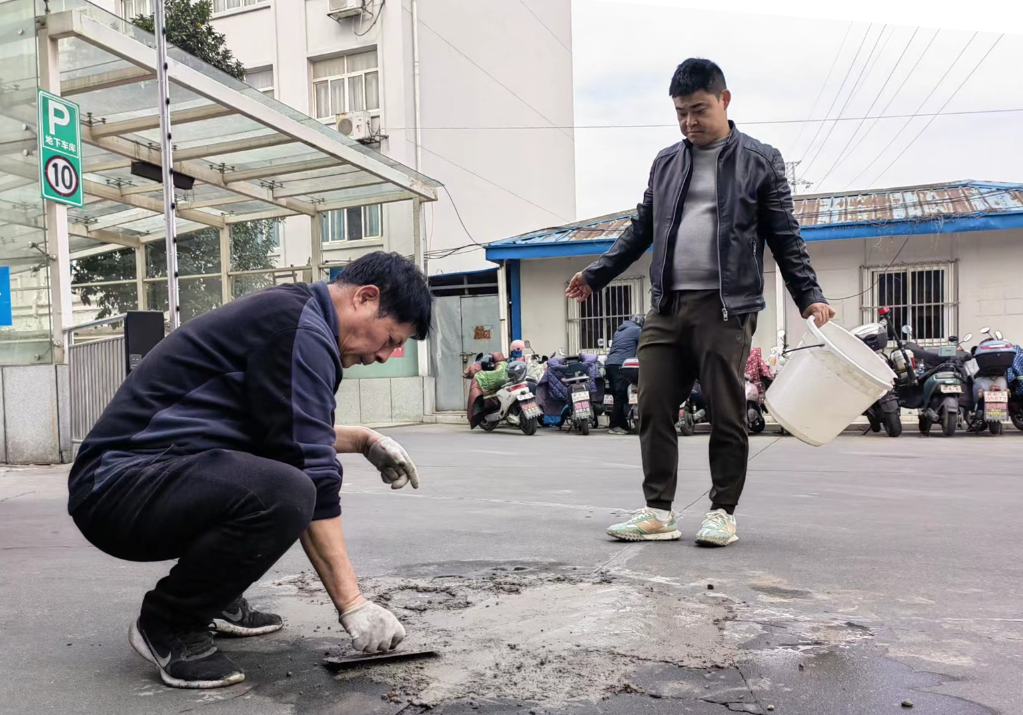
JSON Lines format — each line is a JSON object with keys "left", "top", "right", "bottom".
{"left": 365, "top": 436, "right": 420, "bottom": 490}
{"left": 340, "top": 600, "right": 406, "bottom": 653}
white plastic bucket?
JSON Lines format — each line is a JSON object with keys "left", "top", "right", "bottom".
{"left": 765, "top": 317, "right": 895, "bottom": 446}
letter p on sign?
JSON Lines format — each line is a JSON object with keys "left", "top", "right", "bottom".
{"left": 48, "top": 101, "right": 70, "bottom": 135}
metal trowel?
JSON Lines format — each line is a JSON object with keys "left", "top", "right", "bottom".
{"left": 322, "top": 649, "right": 439, "bottom": 671}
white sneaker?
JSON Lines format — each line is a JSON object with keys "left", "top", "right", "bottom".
{"left": 695, "top": 509, "right": 738, "bottom": 547}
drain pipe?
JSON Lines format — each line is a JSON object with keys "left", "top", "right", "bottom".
{"left": 411, "top": 0, "right": 423, "bottom": 173}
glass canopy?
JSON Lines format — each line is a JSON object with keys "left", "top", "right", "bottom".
{"left": 0, "top": 0, "right": 439, "bottom": 364}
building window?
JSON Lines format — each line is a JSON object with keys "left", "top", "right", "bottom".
{"left": 861, "top": 262, "right": 957, "bottom": 346}
{"left": 244, "top": 68, "right": 275, "bottom": 98}
{"left": 311, "top": 50, "right": 381, "bottom": 133}
{"left": 322, "top": 205, "right": 383, "bottom": 243}
{"left": 212, "top": 0, "right": 268, "bottom": 13}
{"left": 121, "top": 0, "right": 152, "bottom": 18}
{"left": 567, "top": 277, "right": 645, "bottom": 355}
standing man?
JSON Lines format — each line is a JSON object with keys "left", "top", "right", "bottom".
{"left": 69, "top": 252, "right": 431, "bottom": 689}
{"left": 567, "top": 59, "right": 833, "bottom": 546}
{"left": 605, "top": 315, "right": 644, "bottom": 435}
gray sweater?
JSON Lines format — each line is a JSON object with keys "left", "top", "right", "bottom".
{"left": 671, "top": 136, "right": 727, "bottom": 290}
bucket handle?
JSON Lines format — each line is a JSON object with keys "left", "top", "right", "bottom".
{"left": 782, "top": 315, "right": 828, "bottom": 355}
{"left": 782, "top": 343, "right": 826, "bottom": 356}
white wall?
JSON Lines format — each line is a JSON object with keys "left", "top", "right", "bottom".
{"left": 212, "top": 0, "right": 577, "bottom": 277}
{"left": 517, "top": 228, "right": 1023, "bottom": 366}
{"left": 518, "top": 253, "right": 651, "bottom": 357}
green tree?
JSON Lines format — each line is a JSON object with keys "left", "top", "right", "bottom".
{"left": 131, "top": 0, "right": 244, "bottom": 80}
{"left": 71, "top": 222, "right": 279, "bottom": 321}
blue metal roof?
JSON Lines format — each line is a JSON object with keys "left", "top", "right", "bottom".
{"left": 486, "top": 180, "right": 1023, "bottom": 261}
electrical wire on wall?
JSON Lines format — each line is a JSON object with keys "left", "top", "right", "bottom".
{"left": 354, "top": 0, "right": 386, "bottom": 37}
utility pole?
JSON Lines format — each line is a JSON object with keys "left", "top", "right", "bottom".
{"left": 785, "top": 161, "right": 813, "bottom": 195}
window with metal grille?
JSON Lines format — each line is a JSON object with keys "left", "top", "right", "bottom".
{"left": 860, "top": 261, "right": 957, "bottom": 346}
{"left": 567, "top": 278, "right": 644, "bottom": 355}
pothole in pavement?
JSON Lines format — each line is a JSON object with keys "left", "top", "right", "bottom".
{"left": 269, "top": 565, "right": 740, "bottom": 709}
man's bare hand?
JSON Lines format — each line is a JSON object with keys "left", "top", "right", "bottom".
{"left": 802, "top": 302, "right": 836, "bottom": 327}
{"left": 565, "top": 272, "right": 592, "bottom": 302}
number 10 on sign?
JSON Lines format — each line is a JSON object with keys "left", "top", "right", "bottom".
{"left": 37, "top": 89, "right": 83, "bottom": 208}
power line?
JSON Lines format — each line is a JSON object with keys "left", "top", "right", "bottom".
{"left": 791, "top": 22, "right": 855, "bottom": 157}
{"left": 823, "top": 27, "right": 941, "bottom": 190}
{"left": 417, "top": 142, "right": 570, "bottom": 223}
{"left": 843, "top": 31, "right": 979, "bottom": 190}
{"left": 802, "top": 24, "right": 889, "bottom": 177}
{"left": 439, "top": 185, "right": 482, "bottom": 247}
{"left": 405, "top": 7, "right": 571, "bottom": 140}
{"left": 797, "top": 23, "right": 875, "bottom": 167}
{"left": 870, "top": 34, "right": 1005, "bottom": 186}
{"left": 814, "top": 26, "right": 922, "bottom": 190}
{"left": 517, "top": 0, "right": 571, "bottom": 54}
{"left": 380, "top": 106, "right": 1023, "bottom": 132}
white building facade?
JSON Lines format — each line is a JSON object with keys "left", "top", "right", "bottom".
{"left": 200, "top": 0, "right": 577, "bottom": 277}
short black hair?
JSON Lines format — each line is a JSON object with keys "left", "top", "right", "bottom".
{"left": 334, "top": 251, "right": 433, "bottom": 340}
{"left": 669, "top": 58, "right": 727, "bottom": 98}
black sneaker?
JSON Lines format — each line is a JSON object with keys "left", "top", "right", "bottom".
{"left": 129, "top": 617, "right": 244, "bottom": 689}
{"left": 211, "top": 596, "right": 283, "bottom": 637}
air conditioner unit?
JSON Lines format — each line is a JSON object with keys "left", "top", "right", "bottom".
{"left": 336, "top": 111, "right": 372, "bottom": 141}
{"left": 327, "top": 0, "right": 365, "bottom": 21}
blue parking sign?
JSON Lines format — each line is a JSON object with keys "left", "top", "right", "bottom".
{"left": 0, "top": 266, "right": 12, "bottom": 327}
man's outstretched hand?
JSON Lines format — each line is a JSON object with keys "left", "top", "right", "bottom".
{"left": 340, "top": 597, "right": 406, "bottom": 653}
{"left": 802, "top": 302, "right": 836, "bottom": 327}
{"left": 364, "top": 433, "right": 420, "bottom": 490}
{"left": 566, "top": 272, "right": 592, "bottom": 302}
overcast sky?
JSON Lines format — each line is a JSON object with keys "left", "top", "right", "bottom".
{"left": 572, "top": 0, "right": 1023, "bottom": 218}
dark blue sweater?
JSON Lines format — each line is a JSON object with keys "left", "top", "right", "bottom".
{"left": 69, "top": 282, "right": 344, "bottom": 521}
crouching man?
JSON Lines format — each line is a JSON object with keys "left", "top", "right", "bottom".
{"left": 68, "top": 252, "right": 432, "bottom": 689}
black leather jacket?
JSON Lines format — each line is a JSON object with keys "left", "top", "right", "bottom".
{"left": 582, "top": 122, "right": 826, "bottom": 318}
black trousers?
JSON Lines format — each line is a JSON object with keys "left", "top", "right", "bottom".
{"left": 605, "top": 364, "right": 630, "bottom": 430}
{"left": 71, "top": 449, "right": 316, "bottom": 628}
{"left": 637, "top": 290, "right": 756, "bottom": 512}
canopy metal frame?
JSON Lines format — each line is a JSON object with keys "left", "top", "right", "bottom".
{"left": 0, "top": 2, "right": 438, "bottom": 369}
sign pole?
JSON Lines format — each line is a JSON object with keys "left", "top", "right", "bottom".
{"left": 37, "top": 27, "right": 75, "bottom": 364}
{"left": 155, "top": 0, "right": 180, "bottom": 331}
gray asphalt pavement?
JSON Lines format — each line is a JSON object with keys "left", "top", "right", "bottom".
{"left": 1, "top": 425, "right": 1021, "bottom": 715}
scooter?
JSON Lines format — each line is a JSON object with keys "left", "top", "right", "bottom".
{"left": 900, "top": 330, "right": 971, "bottom": 437}
{"left": 960, "top": 326, "right": 1013, "bottom": 435}
{"left": 620, "top": 357, "right": 640, "bottom": 433}
{"left": 678, "top": 383, "right": 709, "bottom": 436}
{"left": 564, "top": 371, "right": 594, "bottom": 436}
{"left": 745, "top": 376, "right": 771, "bottom": 434}
{"left": 478, "top": 360, "right": 542, "bottom": 435}
{"left": 852, "top": 310, "right": 903, "bottom": 437}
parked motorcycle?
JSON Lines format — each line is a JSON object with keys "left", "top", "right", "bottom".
{"left": 852, "top": 310, "right": 903, "bottom": 437}
{"left": 477, "top": 360, "right": 542, "bottom": 435}
{"left": 745, "top": 376, "right": 771, "bottom": 434}
{"left": 960, "top": 327, "right": 1014, "bottom": 435}
{"left": 678, "top": 383, "right": 709, "bottom": 436}
{"left": 1007, "top": 343, "right": 1023, "bottom": 432}
{"left": 900, "top": 331, "right": 971, "bottom": 437}
{"left": 563, "top": 361, "right": 595, "bottom": 435}
{"left": 620, "top": 357, "right": 640, "bottom": 433}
